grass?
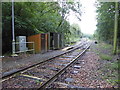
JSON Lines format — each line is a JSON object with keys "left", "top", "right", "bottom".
{"left": 93, "top": 42, "right": 113, "bottom": 56}
{"left": 107, "top": 79, "right": 119, "bottom": 86}
{"left": 110, "top": 62, "right": 119, "bottom": 70}
{"left": 93, "top": 49, "right": 100, "bottom": 55}
{"left": 103, "top": 44, "right": 112, "bottom": 49}
{"left": 96, "top": 43, "right": 112, "bottom": 49}
{"left": 101, "top": 61, "right": 119, "bottom": 86}
{"left": 100, "top": 54, "right": 112, "bottom": 60}
{"left": 117, "top": 49, "right": 120, "bottom": 54}
{"left": 93, "top": 42, "right": 119, "bottom": 87}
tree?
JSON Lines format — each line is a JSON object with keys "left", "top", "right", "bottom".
{"left": 65, "top": 23, "right": 82, "bottom": 43}
{"left": 113, "top": 2, "right": 119, "bottom": 54}
{"left": 95, "top": 2, "right": 120, "bottom": 53}
{"left": 2, "top": 2, "right": 82, "bottom": 54}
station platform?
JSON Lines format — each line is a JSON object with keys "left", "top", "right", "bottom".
{"left": 2, "top": 41, "right": 85, "bottom": 76}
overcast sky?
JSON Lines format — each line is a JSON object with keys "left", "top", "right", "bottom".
{"left": 67, "top": 0, "right": 97, "bottom": 35}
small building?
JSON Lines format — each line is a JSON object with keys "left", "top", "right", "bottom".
{"left": 27, "top": 33, "right": 49, "bottom": 53}
{"left": 49, "top": 32, "right": 64, "bottom": 50}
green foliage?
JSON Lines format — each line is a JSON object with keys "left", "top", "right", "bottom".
{"left": 110, "top": 62, "right": 119, "bottom": 70}
{"left": 93, "top": 42, "right": 119, "bottom": 87}
{"left": 95, "top": 2, "right": 115, "bottom": 42}
{"left": 2, "top": 2, "right": 82, "bottom": 54}
{"left": 117, "top": 49, "right": 120, "bottom": 54}
{"left": 100, "top": 54, "right": 112, "bottom": 60}
{"left": 99, "top": 43, "right": 112, "bottom": 49}
{"left": 65, "top": 23, "right": 82, "bottom": 43}
{"left": 104, "top": 61, "right": 120, "bottom": 85}
{"left": 94, "top": 43, "right": 113, "bottom": 60}
{"left": 82, "top": 34, "right": 93, "bottom": 39}
{"left": 94, "top": 2, "right": 120, "bottom": 46}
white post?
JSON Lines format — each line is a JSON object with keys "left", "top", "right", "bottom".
{"left": 11, "top": 0, "right": 17, "bottom": 56}
{"left": 12, "top": 0, "right": 15, "bottom": 53}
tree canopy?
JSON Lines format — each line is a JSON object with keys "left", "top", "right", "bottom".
{"left": 2, "top": 2, "right": 82, "bottom": 54}
{"left": 94, "top": 2, "right": 120, "bottom": 45}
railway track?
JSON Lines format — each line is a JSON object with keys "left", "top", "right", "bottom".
{"left": 2, "top": 41, "right": 87, "bottom": 79}
{"left": 2, "top": 41, "right": 91, "bottom": 88}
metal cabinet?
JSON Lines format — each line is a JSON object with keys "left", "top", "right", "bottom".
{"left": 16, "top": 36, "right": 27, "bottom": 52}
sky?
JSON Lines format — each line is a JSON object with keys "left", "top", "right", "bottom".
{"left": 67, "top": 0, "right": 97, "bottom": 35}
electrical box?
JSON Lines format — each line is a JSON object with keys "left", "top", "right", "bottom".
{"left": 16, "top": 36, "right": 27, "bottom": 52}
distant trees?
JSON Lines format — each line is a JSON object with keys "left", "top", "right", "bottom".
{"left": 65, "top": 23, "right": 82, "bottom": 43}
{"left": 2, "top": 2, "right": 82, "bottom": 54}
{"left": 94, "top": 2, "right": 120, "bottom": 51}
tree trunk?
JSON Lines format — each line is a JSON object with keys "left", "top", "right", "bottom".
{"left": 113, "top": 2, "right": 118, "bottom": 54}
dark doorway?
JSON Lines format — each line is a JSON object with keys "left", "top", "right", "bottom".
{"left": 41, "top": 34, "right": 46, "bottom": 53}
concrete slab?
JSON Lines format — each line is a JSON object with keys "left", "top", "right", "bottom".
{"left": 65, "top": 78, "right": 74, "bottom": 82}
{"left": 49, "top": 67, "right": 60, "bottom": 71}
{"left": 71, "top": 70, "right": 79, "bottom": 74}
{"left": 73, "top": 65, "right": 81, "bottom": 69}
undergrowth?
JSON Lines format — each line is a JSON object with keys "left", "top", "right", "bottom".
{"left": 100, "top": 54, "right": 112, "bottom": 60}
{"left": 93, "top": 42, "right": 119, "bottom": 87}
{"left": 117, "top": 49, "right": 120, "bottom": 54}
{"left": 103, "top": 62, "right": 120, "bottom": 85}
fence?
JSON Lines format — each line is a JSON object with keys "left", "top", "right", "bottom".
{"left": 12, "top": 42, "right": 35, "bottom": 54}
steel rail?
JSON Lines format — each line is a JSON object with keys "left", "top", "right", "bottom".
{"left": 2, "top": 43, "right": 86, "bottom": 80}
{"left": 39, "top": 44, "right": 91, "bottom": 89}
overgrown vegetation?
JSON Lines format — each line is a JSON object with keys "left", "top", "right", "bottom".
{"left": 93, "top": 42, "right": 119, "bottom": 87}
{"left": 93, "top": 2, "right": 119, "bottom": 85}
{"left": 102, "top": 61, "right": 120, "bottom": 86}
{"left": 100, "top": 54, "right": 112, "bottom": 61}
{"left": 117, "top": 49, "right": 120, "bottom": 54}
{"left": 65, "top": 23, "right": 82, "bottom": 43}
{"left": 94, "top": 2, "right": 120, "bottom": 53}
{"left": 2, "top": 2, "right": 82, "bottom": 54}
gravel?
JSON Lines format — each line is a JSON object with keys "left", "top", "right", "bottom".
{"left": 49, "top": 42, "right": 118, "bottom": 88}
{"left": 2, "top": 48, "right": 84, "bottom": 88}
